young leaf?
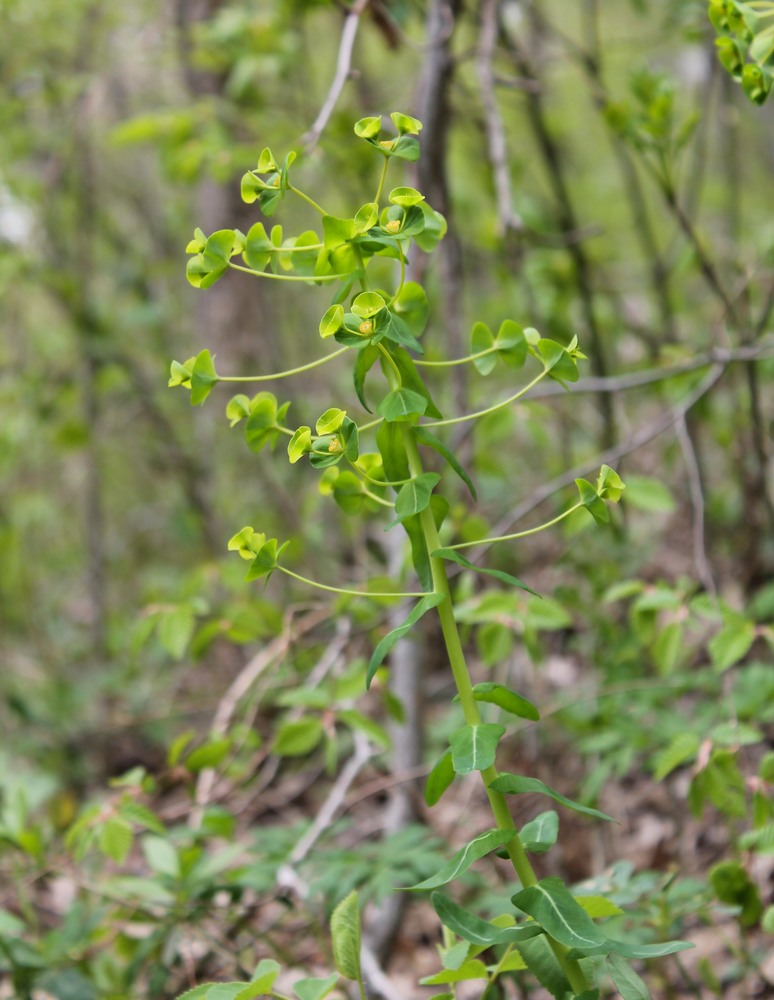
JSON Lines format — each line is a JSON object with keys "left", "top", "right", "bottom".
{"left": 511, "top": 877, "right": 608, "bottom": 951}
{"left": 414, "top": 426, "right": 477, "bottom": 499}
{"left": 425, "top": 750, "right": 455, "bottom": 806}
{"left": 468, "top": 682, "right": 540, "bottom": 721}
{"left": 450, "top": 724, "right": 506, "bottom": 775}
{"left": 99, "top": 817, "right": 133, "bottom": 865}
{"left": 489, "top": 774, "right": 614, "bottom": 821}
{"left": 405, "top": 828, "right": 516, "bottom": 891}
{"left": 367, "top": 593, "right": 445, "bottom": 688}
{"left": 708, "top": 615, "right": 756, "bottom": 672}
{"left": 388, "top": 472, "right": 441, "bottom": 526}
{"left": 519, "top": 810, "right": 559, "bottom": 853}
{"left": 330, "top": 890, "right": 361, "bottom": 981}
{"left": 315, "top": 408, "right": 347, "bottom": 435}
{"left": 319, "top": 303, "right": 344, "bottom": 339}
{"left": 516, "top": 935, "right": 572, "bottom": 999}
{"left": 351, "top": 291, "right": 386, "bottom": 318}
{"left": 420, "top": 961, "right": 489, "bottom": 986}
{"left": 471, "top": 322, "right": 496, "bottom": 375}
{"left": 190, "top": 349, "right": 219, "bottom": 406}
{"left": 432, "top": 549, "right": 540, "bottom": 597}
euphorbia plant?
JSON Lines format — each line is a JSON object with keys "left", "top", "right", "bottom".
{"left": 171, "top": 113, "right": 689, "bottom": 1000}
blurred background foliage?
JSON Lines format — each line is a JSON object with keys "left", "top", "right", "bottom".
{"left": 1, "top": 0, "right": 774, "bottom": 997}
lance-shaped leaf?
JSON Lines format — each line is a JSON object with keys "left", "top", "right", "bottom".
{"left": 516, "top": 935, "right": 572, "bottom": 999}
{"left": 414, "top": 427, "right": 477, "bottom": 499}
{"left": 431, "top": 892, "right": 544, "bottom": 947}
{"left": 450, "top": 724, "right": 505, "bottom": 775}
{"left": 489, "top": 774, "right": 614, "bottom": 821}
{"left": 511, "top": 877, "right": 608, "bottom": 951}
{"left": 190, "top": 350, "right": 219, "bottom": 406}
{"left": 354, "top": 344, "right": 380, "bottom": 411}
{"left": 568, "top": 937, "right": 694, "bottom": 960}
{"left": 432, "top": 549, "right": 539, "bottom": 597}
{"left": 388, "top": 473, "right": 441, "bottom": 528}
{"left": 606, "top": 955, "right": 649, "bottom": 1000}
{"left": 404, "top": 828, "right": 516, "bottom": 891}
{"left": 330, "top": 890, "right": 361, "bottom": 981}
{"left": 463, "top": 682, "right": 540, "bottom": 721}
{"left": 420, "top": 961, "right": 488, "bottom": 986}
{"left": 425, "top": 750, "right": 455, "bottom": 806}
{"left": 366, "top": 593, "right": 445, "bottom": 688}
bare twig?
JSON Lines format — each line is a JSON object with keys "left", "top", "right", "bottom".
{"left": 303, "top": 0, "right": 370, "bottom": 151}
{"left": 474, "top": 363, "right": 727, "bottom": 559}
{"left": 477, "top": 0, "right": 523, "bottom": 235}
{"left": 676, "top": 414, "right": 717, "bottom": 597}
{"left": 190, "top": 608, "right": 328, "bottom": 827}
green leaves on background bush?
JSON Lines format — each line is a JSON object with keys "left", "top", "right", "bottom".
{"left": 709, "top": 0, "right": 774, "bottom": 104}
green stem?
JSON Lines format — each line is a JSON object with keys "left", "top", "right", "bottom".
{"left": 423, "top": 369, "right": 549, "bottom": 428}
{"left": 377, "top": 343, "right": 403, "bottom": 386}
{"left": 443, "top": 503, "right": 583, "bottom": 549}
{"left": 358, "top": 416, "right": 384, "bottom": 433}
{"left": 289, "top": 184, "right": 327, "bottom": 215}
{"left": 217, "top": 347, "right": 349, "bottom": 382}
{"left": 228, "top": 262, "right": 345, "bottom": 282}
{"left": 400, "top": 425, "right": 590, "bottom": 996}
{"left": 347, "top": 458, "right": 410, "bottom": 488}
{"left": 362, "top": 488, "right": 394, "bottom": 508}
{"left": 374, "top": 156, "right": 390, "bottom": 203}
{"left": 414, "top": 346, "right": 500, "bottom": 367}
{"left": 277, "top": 565, "right": 426, "bottom": 599}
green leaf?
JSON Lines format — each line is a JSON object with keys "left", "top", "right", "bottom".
{"left": 575, "top": 895, "right": 625, "bottom": 919}
{"left": 330, "top": 890, "right": 361, "bottom": 981}
{"left": 142, "top": 835, "right": 180, "bottom": 878}
{"left": 292, "top": 975, "right": 339, "bottom": 1000}
{"left": 490, "top": 774, "right": 614, "bottom": 821}
{"left": 405, "top": 828, "right": 516, "bottom": 891}
{"left": 471, "top": 322, "right": 496, "bottom": 375}
{"left": 393, "top": 281, "right": 429, "bottom": 338}
{"left": 450, "top": 724, "right": 506, "bottom": 774}
{"left": 354, "top": 115, "right": 382, "bottom": 139}
{"left": 420, "top": 960, "right": 489, "bottom": 986}
{"left": 273, "top": 718, "right": 324, "bottom": 757}
{"left": 709, "top": 616, "right": 756, "bottom": 671}
{"left": 432, "top": 549, "right": 540, "bottom": 597}
{"left": 496, "top": 319, "right": 528, "bottom": 368}
{"left": 709, "top": 860, "right": 763, "bottom": 926}
{"left": 390, "top": 111, "right": 423, "bottom": 135}
{"left": 376, "top": 420, "right": 410, "bottom": 482}
{"left": 99, "top": 817, "right": 133, "bottom": 864}
{"left": 323, "top": 215, "right": 355, "bottom": 249}
{"left": 414, "top": 427, "right": 477, "bottom": 499}
{"left": 572, "top": 938, "right": 693, "bottom": 960}
{"left": 468, "top": 682, "right": 540, "bottom": 721}
{"left": 367, "top": 593, "right": 445, "bottom": 688}
{"left": 354, "top": 201, "right": 379, "bottom": 233}
{"left": 118, "top": 800, "right": 165, "bottom": 836}
{"left": 652, "top": 732, "right": 700, "bottom": 782}
{"left": 537, "top": 339, "right": 579, "bottom": 384}
{"left": 389, "top": 473, "right": 440, "bottom": 526}
{"left": 377, "top": 388, "right": 427, "bottom": 422}
{"left": 606, "top": 955, "right": 649, "bottom": 1000}
{"left": 190, "top": 350, "right": 219, "bottom": 406}
{"left": 431, "top": 893, "right": 544, "bottom": 947}
{"left": 511, "top": 877, "right": 607, "bottom": 951}
{"left": 315, "top": 408, "right": 347, "bottom": 435}
{"left": 353, "top": 344, "right": 380, "bottom": 411}
{"left": 336, "top": 709, "right": 390, "bottom": 748}
{"left": 389, "top": 348, "right": 441, "bottom": 416}
{"left": 425, "top": 750, "right": 455, "bottom": 806}
{"left": 352, "top": 291, "right": 386, "bottom": 318}
{"left": 244, "top": 392, "right": 281, "bottom": 452}
{"left": 520, "top": 810, "right": 559, "bottom": 853}
{"left": 171, "top": 987, "right": 211, "bottom": 1000}
{"left": 319, "top": 303, "right": 344, "bottom": 339}
{"left": 226, "top": 394, "right": 251, "bottom": 427}
{"left": 185, "top": 737, "right": 231, "bottom": 772}
{"left": 389, "top": 186, "right": 425, "bottom": 207}
{"left": 516, "top": 935, "right": 572, "bottom": 999}
{"left": 288, "top": 426, "right": 312, "bottom": 464}
{"left": 575, "top": 478, "right": 609, "bottom": 525}
{"left": 623, "top": 475, "right": 675, "bottom": 513}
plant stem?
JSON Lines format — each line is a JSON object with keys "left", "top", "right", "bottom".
{"left": 289, "top": 184, "right": 327, "bottom": 216}
{"left": 374, "top": 156, "right": 390, "bottom": 203}
{"left": 443, "top": 503, "right": 583, "bottom": 549}
{"left": 277, "top": 565, "right": 426, "bottom": 599}
{"left": 217, "top": 348, "right": 349, "bottom": 382}
{"left": 423, "top": 369, "right": 548, "bottom": 428}
{"left": 228, "top": 262, "right": 345, "bottom": 282}
{"left": 400, "top": 425, "right": 589, "bottom": 995}
{"left": 414, "top": 345, "right": 500, "bottom": 367}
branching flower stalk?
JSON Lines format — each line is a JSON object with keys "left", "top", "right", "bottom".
{"left": 171, "top": 113, "right": 690, "bottom": 1000}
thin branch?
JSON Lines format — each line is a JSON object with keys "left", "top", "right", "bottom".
{"left": 471, "top": 364, "right": 726, "bottom": 562}
{"left": 302, "top": 0, "right": 370, "bottom": 152}
{"left": 676, "top": 415, "right": 717, "bottom": 597}
{"left": 477, "top": 0, "right": 523, "bottom": 235}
